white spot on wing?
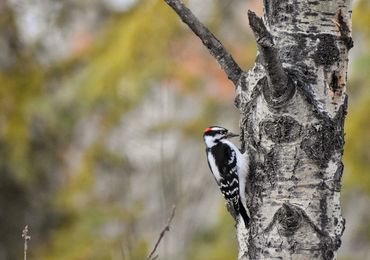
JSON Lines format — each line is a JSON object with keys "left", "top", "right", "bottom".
{"left": 229, "top": 178, "right": 238, "bottom": 186}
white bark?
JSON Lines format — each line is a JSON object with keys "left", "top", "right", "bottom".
{"left": 164, "top": 0, "right": 352, "bottom": 259}
{"left": 236, "top": 1, "right": 351, "bottom": 259}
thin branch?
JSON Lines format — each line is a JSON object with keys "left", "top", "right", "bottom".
{"left": 248, "top": 10, "right": 291, "bottom": 99}
{"left": 21, "top": 225, "right": 31, "bottom": 260}
{"left": 163, "top": 0, "right": 243, "bottom": 86}
{"left": 147, "top": 205, "right": 176, "bottom": 260}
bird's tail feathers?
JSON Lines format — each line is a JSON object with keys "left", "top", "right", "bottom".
{"left": 238, "top": 197, "right": 250, "bottom": 228}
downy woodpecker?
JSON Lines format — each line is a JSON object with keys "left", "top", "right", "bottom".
{"left": 203, "top": 126, "right": 250, "bottom": 227}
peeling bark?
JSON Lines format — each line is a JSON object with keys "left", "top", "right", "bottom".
{"left": 163, "top": 0, "right": 351, "bottom": 259}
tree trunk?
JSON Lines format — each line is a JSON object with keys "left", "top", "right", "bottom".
{"left": 163, "top": 0, "right": 352, "bottom": 259}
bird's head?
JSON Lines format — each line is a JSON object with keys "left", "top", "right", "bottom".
{"left": 203, "top": 126, "right": 238, "bottom": 147}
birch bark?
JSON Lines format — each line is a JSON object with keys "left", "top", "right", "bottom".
{"left": 164, "top": 0, "right": 352, "bottom": 259}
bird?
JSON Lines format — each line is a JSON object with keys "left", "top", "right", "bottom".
{"left": 203, "top": 126, "right": 250, "bottom": 227}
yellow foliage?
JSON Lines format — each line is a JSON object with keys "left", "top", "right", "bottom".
{"left": 0, "top": 61, "right": 44, "bottom": 182}
{"left": 344, "top": 95, "right": 370, "bottom": 193}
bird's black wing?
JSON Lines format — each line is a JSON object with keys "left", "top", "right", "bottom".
{"left": 210, "top": 142, "right": 250, "bottom": 227}
{"left": 211, "top": 143, "right": 239, "bottom": 204}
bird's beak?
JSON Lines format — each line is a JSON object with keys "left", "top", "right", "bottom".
{"left": 226, "top": 132, "right": 239, "bottom": 138}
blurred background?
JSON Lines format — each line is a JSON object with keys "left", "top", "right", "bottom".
{"left": 0, "top": 0, "right": 369, "bottom": 259}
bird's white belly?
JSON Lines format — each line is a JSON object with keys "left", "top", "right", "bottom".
{"left": 207, "top": 153, "right": 222, "bottom": 183}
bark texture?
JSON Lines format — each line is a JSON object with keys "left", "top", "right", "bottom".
{"left": 164, "top": 0, "right": 352, "bottom": 259}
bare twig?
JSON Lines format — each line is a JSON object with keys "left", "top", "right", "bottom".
{"left": 248, "top": 10, "right": 291, "bottom": 100}
{"left": 22, "top": 225, "right": 31, "bottom": 260}
{"left": 163, "top": 0, "right": 243, "bottom": 86}
{"left": 147, "top": 206, "right": 176, "bottom": 260}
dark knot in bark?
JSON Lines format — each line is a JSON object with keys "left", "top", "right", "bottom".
{"left": 248, "top": 11, "right": 295, "bottom": 106}
{"left": 277, "top": 203, "right": 302, "bottom": 236}
{"left": 301, "top": 119, "right": 342, "bottom": 168}
{"left": 261, "top": 115, "right": 302, "bottom": 143}
{"left": 259, "top": 76, "right": 296, "bottom": 108}
{"left": 313, "top": 34, "right": 340, "bottom": 66}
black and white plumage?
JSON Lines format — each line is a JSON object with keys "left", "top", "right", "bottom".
{"left": 203, "top": 126, "right": 250, "bottom": 227}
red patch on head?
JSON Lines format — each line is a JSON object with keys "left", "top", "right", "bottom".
{"left": 204, "top": 127, "right": 213, "bottom": 133}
